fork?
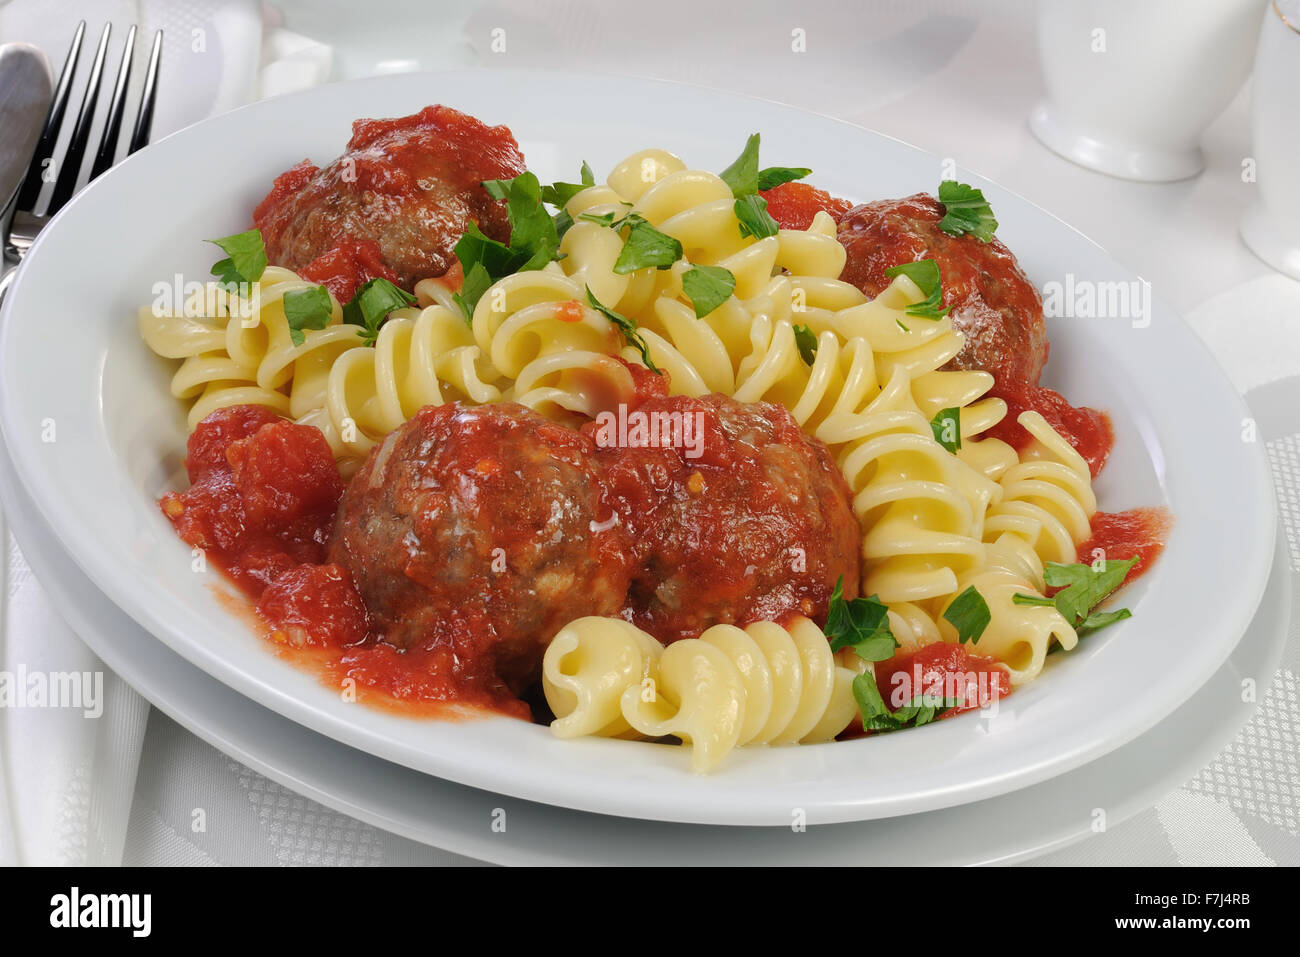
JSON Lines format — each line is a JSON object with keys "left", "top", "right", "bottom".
{"left": 0, "top": 21, "right": 162, "bottom": 300}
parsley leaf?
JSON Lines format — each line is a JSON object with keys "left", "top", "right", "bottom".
{"left": 614, "top": 217, "right": 683, "bottom": 274}
{"left": 1012, "top": 556, "right": 1139, "bottom": 638}
{"left": 208, "top": 228, "right": 267, "bottom": 290}
{"left": 884, "top": 259, "right": 950, "bottom": 319}
{"left": 756, "top": 166, "right": 812, "bottom": 191}
{"left": 282, "top": 285, "right": 333, "bottom": 347}
{"left": 851, "top": 671, "right": 962, "bottom": 732}
{"left": 719, "top": 133, "right": 762, "bottom": 196}
{"left": 343, "top": 277, "right": 416, "bottom": 347}
{"left": 718, "top": 134, "right": 796, "bottom": 239}
{"left": 453, "top": 172, "right": 563, "bottom": 319}
{"left": 824, "top": 576, "right": 898, "bottom": 663}
{"left": 734, "top": 193, "right": 780, "bottom": 239}
{"left": 930, "top": 406, "right": 961, "bottom": 453}
{"left": 585, "top": 285, "right": 661, "bottom": 375}
{"left": 681, "top": 265, "right": 736, "bottom": 317}
{"left": 1043, "top": 557, "right": 1139, "bottom": 632}
{"left": 793, "top": 323, "right": 818, "bottom": 365}
{"left": 937, "top": 181, "right": 998, "bottom": 242}
{"left": 943, "top": 585, "right": 991, "bottom": 645}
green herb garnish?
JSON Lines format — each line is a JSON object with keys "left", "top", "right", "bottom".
{"left": 1012, "top": 556, "right": 1139, "bottom": 637}
{"left": 282, "top": 285, "right": 333, "bottom": 346}
{"left": 681, "top": 265, "right": 736, "bottom": 317}
{"left": 884, "top": 259, "right": 950, "bottom": 320}
{"left": 343, "top": 277, "right": 416, "bottom": 347}
{"left": 454, "top": 172, "right": 563, "bottom": 318}
{"left": 937, "top": 181, "right": 998, "bottom": 242}
{"left": 793, "top": 323, "right": 818, "bottom": 364}
{"left": 930, "top": 406, "right": 961, "bottom": 453}
{"left": 851, "top": 671, "right": 962, "bottom": 732}
{"left": 943, "top": 585, "right": 991, "bottom": 645}
{"left": 718, "top": 133, "right": 807, "bottom": 239}
{"left": 208, "top": 228, "right": 267, "bottom": 290}
{"left": 585, "top": 285, "right": 661, "bottom": 375}
{"left": 825, "top": 576, "right": 898, "bottom": 663}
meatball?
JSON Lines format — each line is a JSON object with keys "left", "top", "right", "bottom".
{"left": 589, "top": 393, "right": 861, "bottom": 644}
{"left": 329, "top": 403, "right": 634, "bottom": 693}
{"left": 253, "top": 104, "right": 526, "bottom": 294}
{"left": 837, "top": 193, "right": 1049, "bottom": 392}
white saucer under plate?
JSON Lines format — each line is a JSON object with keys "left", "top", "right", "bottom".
{"left": 0, "top": 70, "right": 1277, "bottom": 826}
{"left": 0, "top": 435, "right": 1288, "bottom": 864}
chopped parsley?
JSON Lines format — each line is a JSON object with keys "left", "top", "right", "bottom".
{"left": 824, "top": 576, "right": 898, "bottom": 664}
{"left": 851, "top": 672, "right": 962, "bottom": 732}
{"left": 342, "top": 277, "right": 416, "bottom": 347}
{"left": 681, "top": 265, "right": 736, "bottom": 317}
{"left": 930, "top": 406, "right": 961, "bottom": 453}
{"left": 208, "top": 228, "right": 267, "bottom": 290}
{"left": 884, "top": 259, "right": 950, "bottom": 319}
{"left": 585, "top": 285, "right": 661, "bottom": 375}
{"left": 576, "top": 209, "right": 683, "bottom": 274}
{"left": 937, "top": 180, "right": 998, "bottom": 242}
{"left": 1013, "top": 556, "right": 1139, "bottom": 637}
{"left": 454, "top": 171, "right": 563, "bottom": 318}
{"left": 756, "top": 166, "right": 812, "bottom": 191}
{"left": 793, "top": 323, "right": 818, "bottom": 365}
{"left": 943, "top": 585, "right": 991, "bottom": 645}
{"left": 282, "top": 285, "right": 333, "bottom": 346}
{"left": 718, "top": 133, "right": 809, "bottom": 239}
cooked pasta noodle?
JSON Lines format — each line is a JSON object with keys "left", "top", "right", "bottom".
{"left": 542, "top": 615, "right": 865, "bottom": 773}
{"left": 983, "top": 410, "right": 1097, "bottom": 565}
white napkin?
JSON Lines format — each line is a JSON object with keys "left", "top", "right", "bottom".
{"left": 0, "top": 0, "right": 332, "bottom": 866}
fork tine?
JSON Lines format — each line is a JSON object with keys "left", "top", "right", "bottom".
{"left": 15, "top": 21, "right": 85, "bottom": 212}
{"left": 127, "top": 30, "right": 163, "bottom": 155}
{"left": 47, "top": 23, "right": 113, "bottom": 216}
{"left": 89, "top": 25, "right": 136, "bottom": 182}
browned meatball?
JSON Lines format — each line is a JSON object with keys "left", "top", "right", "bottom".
{"left": 837, "top": 193, "right": 1049, "bottom": 391}
{"left": 253, "top": 105, "right": 526, "bottom": 291}
{"left": 588, "top": 393, "right": 862, "bottom": 644}
{"left": 330, "top": 403, "right": 634, "bottom": 694}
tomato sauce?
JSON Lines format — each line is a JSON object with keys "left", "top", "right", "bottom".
{"left": 841, "top": 641, "right": 1011, "bottom": 738}
{"left": 761, "top": 181, "right": 853, "bottom": 231}
{"left": 1074, "top": 507, "right": 1172, "bottom": 588}
{"left": 296, "top": 237, "right": 403, "bottom": 304}
{"left": 160, "top": 406, "right": 529, "bottom": 720}
{"left": 987, "top": 382, "right": 1115, "bottom": 478}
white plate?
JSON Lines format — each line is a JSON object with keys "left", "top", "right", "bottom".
{"left": 0, "top": 71, "right": 1277, "bottom": 826}
{"left": 0, "top": 438, "right": 1288, "bottom": 864}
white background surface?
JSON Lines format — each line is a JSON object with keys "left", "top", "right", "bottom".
{"left": 2, "top": 0, "right": 1296, "bottom": 865}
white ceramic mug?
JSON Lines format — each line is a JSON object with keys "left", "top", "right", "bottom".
{"left": 1240, "top": 0, "right": 1300, "bottom": 280}
{"left": 1030, "top": 0, "right": 1266, "bottom": 182}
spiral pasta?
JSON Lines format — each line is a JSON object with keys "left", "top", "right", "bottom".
{"left": 542, "top": 615, "right": 865, "bottom": 773}
{"left": 138, "top": 267, "right": 364, "bottom": 430}
{"left": 983, "top": 410, "right": 1097, "bottom": 565}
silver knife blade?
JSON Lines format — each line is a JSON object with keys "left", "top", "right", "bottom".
{"left": 0, "top": 43, "right": 53, "bottom": 229}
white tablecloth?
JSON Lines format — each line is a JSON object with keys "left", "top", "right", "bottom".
{"left": 3, "top": 0, "right": 1296, "bottom": 866}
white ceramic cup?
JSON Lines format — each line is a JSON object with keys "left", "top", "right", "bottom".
{"left": 1030, "top": 0, "right": 1266, "bottom": 182}
{"left": 1240, "top": 0, "right": 1300, "bottom": 280}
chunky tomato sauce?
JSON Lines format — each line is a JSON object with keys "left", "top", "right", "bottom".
{"left": 296, "top": 237, "right": 403, "bottom": 304}
{"left": 1075, "top": 507, "right": 1172, "bottom": 589}
{"left": 761, "top": 181, "right": 853, "bottom": 231}
{"left": 987, "top": 382, "right": 1115, "bottom": 478}
{"left": 840, "top": 641, "right": 1011, "bottom": 739}
{"left": 161, "top": 406, "right": 529, "bottom": 720}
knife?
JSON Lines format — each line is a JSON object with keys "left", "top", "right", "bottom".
{"left": 0, "top": 43, "right": 53, "bottom": 268}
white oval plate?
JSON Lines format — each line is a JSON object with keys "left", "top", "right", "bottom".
{"left": 0, "top": 71, "right": 1276, "bottom": 826}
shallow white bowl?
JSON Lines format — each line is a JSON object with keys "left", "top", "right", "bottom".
{"left": 0, "top": 71, "right": 1277, "bottom": 826}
